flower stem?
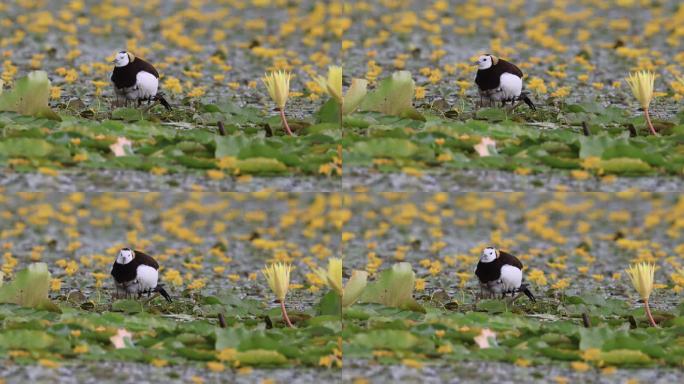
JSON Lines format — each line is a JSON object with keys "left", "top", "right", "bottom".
{"left": 339, "top": 103, "right": 344, "bottom": 131}
{"left": 644, "top": 108, "right": 657, "bottom": 136}
{"left": 644, "top": 299, "right": 657, "bottom": 327}
{"left": 279, "top": 108, "right": 293, "bottom": 136}
{"left": 339, "top": 293, "right": 344, "bottom": 330}
{"left": 280, "top": 300, "right": 294, "bottom": 328}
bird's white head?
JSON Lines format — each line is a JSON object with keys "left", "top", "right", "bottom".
{"left": 113, "top": 51, "right": 134, "bottom": 67}
{"left": 476, "top": 54, "right": 498, "bottom": 70}
{"left": 116, "top": 248, "right": 135, "bottom": 264}
{"left": 480, "top": 247, "right": 499, "bottom": 263}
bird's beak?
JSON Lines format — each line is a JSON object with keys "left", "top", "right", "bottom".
{"left": 472, "top": 62, "right": 479, "bottom": 66}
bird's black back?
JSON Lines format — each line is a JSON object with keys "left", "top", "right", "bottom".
{"left": 475, "top": 59, "right": 524, "bottom": 91}
{"left": 111, "top": 250, "right": 159, "bottom": 283}
{"left": 111, "top": 57, "right": 160, "bottom": 89}
{"left": 475, "top": 251, "right": 524, "bottom": 283}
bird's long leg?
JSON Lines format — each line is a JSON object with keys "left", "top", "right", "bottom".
{"left": 507, "top": 292, "right": 523, "bottom": 304}
{"left": 144, "top": 292, "right": 161, "bottom": 304}
{"left": 143, "top": 100, "right": 160, "bottom": 113}
{"left": 507, "top": 100, "right": 523, "bottom": 112}
{"left": 477, "top": 284, "right": 490, "bottom": 302}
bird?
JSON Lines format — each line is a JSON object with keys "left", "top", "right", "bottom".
{"left": 475, "top": 246, "right": 536, "bottom": 302}
{"left": 110, "top": 248, "right": 172, "bottom": 302}
{"left": 110, "top": 51, "right": 172, "bottom": 110}
{"left": 474, "top": 54, "right": 536, "bottom": 111}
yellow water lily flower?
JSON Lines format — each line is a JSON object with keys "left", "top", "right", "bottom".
{"left": 625, "top": 71, "right": 655, "bottom": 109}
{"left": 262, "top": 262, "right": 291, "bottom": 302}
{"left": 261, "top": 71, "right": 293, "bottom": 135}
{"left": 262, "top": 71, "right": 291, "bottom": 110}
{"left": 314, "top": 259, "right": 368, "bottom": 308}
{"left": 625, "top": 71, "right": 657, "bottom": 135}
{"left": 625, "top": 262, "right": 657, "bottom": 327}
{"left": 315, "top": 65, "right": 343, "bottom": 104}
{"left": 314, "top": 66, "right": 368, "bottom": 124}
{"left": 315, "top": 257, "right": 343, "bottom": 296}
{"left": 626, "top": 262, "right": 655, "bottom": 300}
{"left": 343, "top": 78, "right": 368, "bottom": 115}
{"left": 261, "top": 262, "right": 294, "bottom": 327}
{"left": 342, "top": 270, "right": 368, "bottom": 307}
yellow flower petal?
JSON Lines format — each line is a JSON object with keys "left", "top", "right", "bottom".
{"left": 625, "top": 71, "right": 655, "bottom": 109}
{"left": 262, "top": 71, "right": 291, "bottom": 110}
{"left": 261, "top": 262, "right": 291, "bottom": 302}
{"left": 625, "top": 262, "right": 655, "bottom": 300}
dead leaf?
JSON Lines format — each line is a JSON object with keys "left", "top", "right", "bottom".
{"left": 110, "top": 137, "right": 133, "bottom": 157}
{"left": 109, "top": 328, "right": 134, "bottom": 349}
{"left": 473, "top": 137, "right": 496, "bottom": 157}
{"left": 474, "top": 328, "right": 497, "bottom": 349}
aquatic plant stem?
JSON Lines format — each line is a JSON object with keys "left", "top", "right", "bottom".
{"left": 340, "top": 294, "right": 344, "bottom": 330}
{"left": 279, "top": 108, "right": 293, "bottom": 136}
{"left": 644, "top": 108, "right": 657, "bottom": 136}
{"left": 339, "top": 103, "right": 344, "bottom": 130}
{"left": 644, "top": 299, "right": 657, "bottom": 327}
{"left": 280, "top": 300, "right": 294, "bottom": 328}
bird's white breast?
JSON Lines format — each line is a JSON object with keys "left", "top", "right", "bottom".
{"left": 499, "top": 264, "right": 522, "bottom": 291}
{"left": 136, "top": 265, "right": 158, "bottom": 291}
